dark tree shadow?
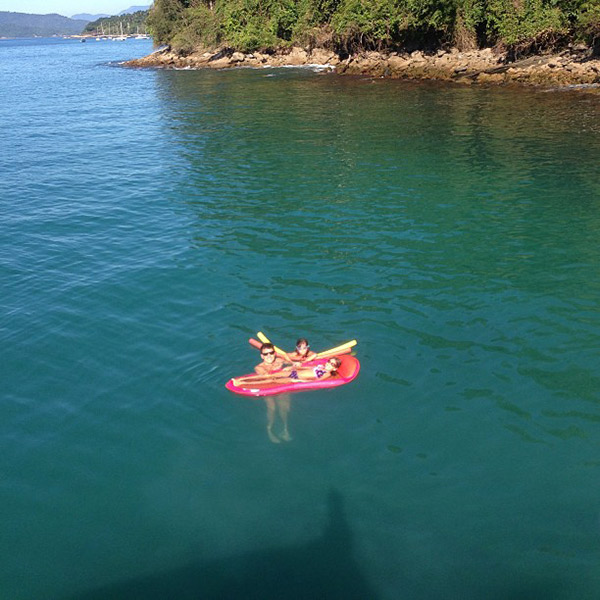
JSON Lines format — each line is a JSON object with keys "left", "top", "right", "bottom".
{"left": 62, "top": 489, "right": 378, "bottom": 600}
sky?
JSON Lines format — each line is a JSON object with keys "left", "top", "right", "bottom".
{"left": 0, "top": 1, "right": 150, "bottom": 18}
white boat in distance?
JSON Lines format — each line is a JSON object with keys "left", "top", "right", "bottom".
{"left": 113, "top": 22, "right": 127, "bottom": 41}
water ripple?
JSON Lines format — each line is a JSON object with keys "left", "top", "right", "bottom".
{"left": 2, "top": 40, "right": 600, "bottom": 600}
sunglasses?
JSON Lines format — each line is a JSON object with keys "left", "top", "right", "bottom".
{"left": 262, "top": 351, "right": 275, "bottom": 356}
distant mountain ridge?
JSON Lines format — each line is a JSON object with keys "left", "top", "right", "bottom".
{"left": 0, "top": 6, "right": 152, "bottom": 37}
{"left": 0, "top": 12, "right": 88, "bottom": 37}
{"left": 71, "top": 14, "right": 110, "bottom": 21}
{"left": 69, "top": 7, "right": 151, "bottom": 20}
{"left": 119, "top": 6, "right": 151, "bottom": 15}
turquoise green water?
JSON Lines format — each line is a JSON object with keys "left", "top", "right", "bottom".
{"left": 1, "top": 38, "right": 600, "bottom": 599}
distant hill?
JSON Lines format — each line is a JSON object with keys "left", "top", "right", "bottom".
{"left": 71, "top": 13, "right": 110, "bottom": 21}
{"left": 119, "top": 5, "right": 151, "bottom": 15}
{"left": 0, "top": 12, "right": 88, "bottom": 37}
{"left": 84, "top": 10, "right": 150, "bottom": 36}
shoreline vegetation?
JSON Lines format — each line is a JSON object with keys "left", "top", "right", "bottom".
{"left": 126, "top": 0, "right": 600, "bottom": 89}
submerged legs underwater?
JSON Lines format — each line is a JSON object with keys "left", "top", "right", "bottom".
{"left": 264, "top": 394, "right": 292, "bottom": 443}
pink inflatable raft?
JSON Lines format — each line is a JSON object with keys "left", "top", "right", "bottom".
{"left": 225, "top": 354, "right": 360, "bottom": 397}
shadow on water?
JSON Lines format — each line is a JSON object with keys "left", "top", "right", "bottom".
{"left": 62, "top": 490, "right": 378, "bottom": 600}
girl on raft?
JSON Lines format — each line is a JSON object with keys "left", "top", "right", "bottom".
{"left": 288, "top": 338, "right": 317, "bottom": 364}
{"left": 233, "top": 355, "right": 342, "bottom": 387}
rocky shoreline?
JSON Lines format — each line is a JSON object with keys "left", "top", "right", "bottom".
{"left": 126, "top": 45, "right": 600, "bottom": 90}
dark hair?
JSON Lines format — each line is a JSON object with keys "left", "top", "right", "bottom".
{"left": 328, "top": 357, "right": 342, "bottom": 374}
{"left": 261, "top": 343, "right": 275, "bottom": 352}
{"left": 296, "top": 338, "right": 309, "bottom": 347}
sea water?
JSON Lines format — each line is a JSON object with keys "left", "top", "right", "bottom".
{"left": 1, "top": 37, "right": 600, "bottom": 599}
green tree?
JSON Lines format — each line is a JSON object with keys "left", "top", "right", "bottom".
{"left": 146, "top": 0, "right": 600, "bottom": 55}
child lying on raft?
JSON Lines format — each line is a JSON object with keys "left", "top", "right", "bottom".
{"left": 233, "top": 357, "right": 342, "bottom": 387}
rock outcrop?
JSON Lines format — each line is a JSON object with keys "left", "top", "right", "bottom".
{"left": 125, "top": 45, "right": 600, "bottom": 90}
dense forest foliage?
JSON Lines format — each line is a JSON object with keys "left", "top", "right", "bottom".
{"left": 146, "top": 0, "right": 600, "bottom": 56}
{"left": 84, "top": 11, "right": 149, "bottom": 35}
